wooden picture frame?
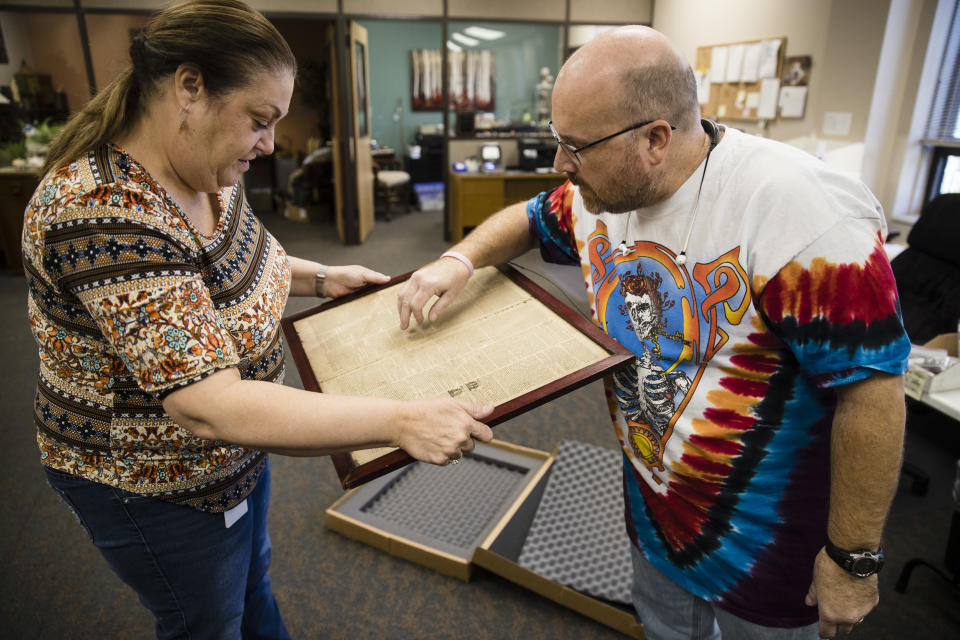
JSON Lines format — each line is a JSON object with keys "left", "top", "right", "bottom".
{"left": 281, "top": 264, "right": 634, "bottom": 489}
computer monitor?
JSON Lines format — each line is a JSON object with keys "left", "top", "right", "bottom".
{"left": 518, "top": 138, "right": 558, "bottom": 171}
{"left": 480, "top": 143, "right": 502, "bottom": 164}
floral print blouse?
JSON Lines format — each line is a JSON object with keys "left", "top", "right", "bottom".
{"left": 23, "top": 144, "right": 291, "bottom": 512}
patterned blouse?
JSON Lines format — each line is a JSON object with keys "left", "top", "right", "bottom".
{"left": 23, "top": 144, "right": 291, "bottom": 512}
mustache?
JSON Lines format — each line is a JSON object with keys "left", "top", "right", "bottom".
{"left": 568, "top": 174, "right": 593, "bottom": 194}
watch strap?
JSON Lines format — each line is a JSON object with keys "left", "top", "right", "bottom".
{"left": 314, "top": 264, "right": 329, "bottom": 297}
{"left": 825, "top": 538, "right": 884, "bottom": 577}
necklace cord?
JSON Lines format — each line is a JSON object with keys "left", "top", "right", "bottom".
{"left": 617, "top": 122, "right": 721, "bottom": 263}
{"left": 677, "top": 139, "right": 715, "bottom": 265}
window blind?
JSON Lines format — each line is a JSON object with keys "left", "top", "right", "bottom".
{"left": 925, "top": 0, "right": 960, "bottom": 146}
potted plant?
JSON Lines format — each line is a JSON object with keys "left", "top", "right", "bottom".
{"left": 24, "top": 119, "right": 64, "bottom": 163}
{"left": 0, "top": 140, "right": 27, "bottom": 168}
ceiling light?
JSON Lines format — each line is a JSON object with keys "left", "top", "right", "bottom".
{"left": 463, "top": 26, "right": 505, "bottom": 40}
{"left": 446, "top": 41, "right": 462, "bottom": 51}
{"left": 452, "top": 33, "right": 479, "bottom": 46}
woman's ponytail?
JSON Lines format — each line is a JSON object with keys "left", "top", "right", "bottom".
{"left": 42, "top": 67, "right": 138, "bottom": 176}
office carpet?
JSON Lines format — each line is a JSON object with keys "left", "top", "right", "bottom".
{"left": 2, "top": 207, "right": 958, "bottom": 639}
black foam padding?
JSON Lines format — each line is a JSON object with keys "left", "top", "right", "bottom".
{"left": 361, "top": 456, "right": 524, "bottom": 549}
{"left": 332, "top": 442, "right": 542, "bottom": 560}
{"left": 517, "top": 440, "right": 633, "bottom": 604}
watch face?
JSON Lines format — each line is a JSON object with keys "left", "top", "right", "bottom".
{"left": 851, "top": 556, "right": 878, "bottom": 577}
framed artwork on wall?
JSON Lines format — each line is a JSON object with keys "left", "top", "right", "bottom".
{"left": 411, "top": 48, "right": 495, "bottom": 111}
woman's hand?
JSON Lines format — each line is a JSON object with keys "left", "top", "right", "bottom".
{"left": 394, "top": 398, "right": 495, "bottom": 465}
{"left": 321, "top": 265, "right": 390, "bottom": 298}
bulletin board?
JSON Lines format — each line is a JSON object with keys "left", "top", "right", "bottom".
{"left": 695, "top": 37, "right": 786, "bottom": 122}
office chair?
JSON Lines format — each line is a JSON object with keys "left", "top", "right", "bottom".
{"left": 890, "top": 193, "right": 960, "bottom": 595}
{"left": 890, "top": 193, "right": 960, "bottom": 345}
{"left": 895, "top": 460, "right": 960, "bottom": 596}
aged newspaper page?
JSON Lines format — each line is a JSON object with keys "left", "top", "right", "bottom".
{"left": 292, "top": 267, "right": 609, "bottom": 465}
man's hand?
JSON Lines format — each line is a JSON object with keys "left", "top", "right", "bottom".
{"left": 395, "top": 398, "right": 494, "bottom": 465}
{"left": 322, "top": 265, "right": 390, "bottom": 298}
{"left": 397, "top": 256, "right": 472, "bottom": 329}
{"left": 805, "top": 547, "right": 878, "bottom": 638}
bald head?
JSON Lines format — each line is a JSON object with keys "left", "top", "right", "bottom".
{"left": 555, "top": 26, "right": 699, "bottom": 132}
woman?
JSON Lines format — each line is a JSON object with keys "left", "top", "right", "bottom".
{"left": 23, "top": 1, "right": 493, "bottom": 638}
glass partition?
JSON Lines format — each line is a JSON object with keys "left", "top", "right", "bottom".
{"left": 445, "top": 21, "right": 563, "bottom": 136}
{"left": 359, "top": 19, "right": 444, "bottom": 186}
{"left": 360, "top": 19, "right": 443, "bottom": 153}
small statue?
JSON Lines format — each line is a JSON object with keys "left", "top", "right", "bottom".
{"left": 535, "top": 67, "right": 554, "bottom": 124}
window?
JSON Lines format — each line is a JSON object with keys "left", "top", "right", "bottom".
{"left": 924, "top": 0, "right": 960, "bottom": 201}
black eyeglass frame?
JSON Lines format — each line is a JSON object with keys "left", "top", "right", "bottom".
{"left": 549, "top": 119, "right": 677, "bottom": 164}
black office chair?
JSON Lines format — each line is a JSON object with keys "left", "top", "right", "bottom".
{"left": 895, "top": 462, "right": 960, "bottom": 596}
{"left": 890, "top": 193, "right": 960, "bottom": 595}
{"left": 890, "top": 193, "right": 960, "bottom": 345}
{"left": 889, "top": 194, "right": 960, "bottom": 497}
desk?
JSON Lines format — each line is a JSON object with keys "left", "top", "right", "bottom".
{"left": 921, "top": 389, "right": 960, "bottom": 422}
{"left": 0, "top": 169, "right": 41, "bottom": 272}
{"left": 372, "top": 147, "right": 395, "bottom": 164}
{"left": 449, "top": 171, "right": 566, "bottom": 242}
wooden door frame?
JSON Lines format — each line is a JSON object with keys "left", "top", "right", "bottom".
{"left": 333, "top": 13, "right": 360, "bottom": 244}
{"left": 349, "top": 22, "right": 374, "bottom": 243}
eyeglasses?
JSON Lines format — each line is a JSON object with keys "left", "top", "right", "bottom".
{"left": 549, "top": 120, "right": 676, "bottom": 166}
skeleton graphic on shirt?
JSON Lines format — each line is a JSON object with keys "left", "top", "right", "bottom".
{"left": 613, "top": 269, "right": 691, "bottom": 453}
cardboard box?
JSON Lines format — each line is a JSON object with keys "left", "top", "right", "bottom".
{"left": 325, "top": 440, "right": 553, "bottom": 582}
{"left": 325, "top": 440, "right": 644, "bottom": 639}
{"left": 905, "top": 333, "right": 960, "bottom": 400}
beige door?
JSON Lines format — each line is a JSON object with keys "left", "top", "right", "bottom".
{"left": 330, "top": 21, "right": 374, "bottom": 244}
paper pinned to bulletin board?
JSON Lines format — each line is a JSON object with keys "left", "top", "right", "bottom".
{"left": 696, "top": 37, "right": 786, "bottom": 121}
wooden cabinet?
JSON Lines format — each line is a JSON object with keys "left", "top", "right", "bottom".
{"left": 448, "top": 171, "right": 566, "bottom": 241}
{"left": 0, "top": 170, "right": 41, "bottom": 273}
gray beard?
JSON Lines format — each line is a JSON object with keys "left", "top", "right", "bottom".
{"left": 572, "top": 165, "right": 669, "bottom": 214}
{"left": 577, "top": 179, "right": 668, "bottom": 214}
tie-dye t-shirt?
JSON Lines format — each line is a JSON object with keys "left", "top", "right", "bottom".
{"left": 526, "top": 127, "right": 909, "bottom": 626}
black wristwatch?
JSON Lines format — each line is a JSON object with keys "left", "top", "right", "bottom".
{"left": 825, "top": 538, "right": 885, "bottom": 578}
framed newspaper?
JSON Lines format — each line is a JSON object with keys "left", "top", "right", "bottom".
{"left": 281, "top": 264, "right": 634, "bottom": 489}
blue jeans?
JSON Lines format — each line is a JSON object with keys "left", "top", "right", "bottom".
{"left": 44, "top": 459, "right": 289, "bottom": 640}
{"left": 631, "top": 545, "right": 819, "bottom": 640}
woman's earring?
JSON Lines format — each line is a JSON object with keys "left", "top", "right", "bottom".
{"left": 178, "top": 106, "right": 188, "bottom": 135}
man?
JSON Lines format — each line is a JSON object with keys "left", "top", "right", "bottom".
{"left": 397, "top": 26, "right": 909, "bottom": 640}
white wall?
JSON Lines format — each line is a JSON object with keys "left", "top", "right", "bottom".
{"left": 880, "top": 0, "right": 947, "bottom": 225}
{"left": 650, "top": 0, "right": 957, "bottom": 225}
{"left": 653, "top": 0, "right": 888, "bottom": 144}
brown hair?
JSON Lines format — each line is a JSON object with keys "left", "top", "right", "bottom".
{"left": 622, "top": 54, "right": 700, "bottom": 132}
{"left": 43, "top": 0, "right": 296, "bottom": 175}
